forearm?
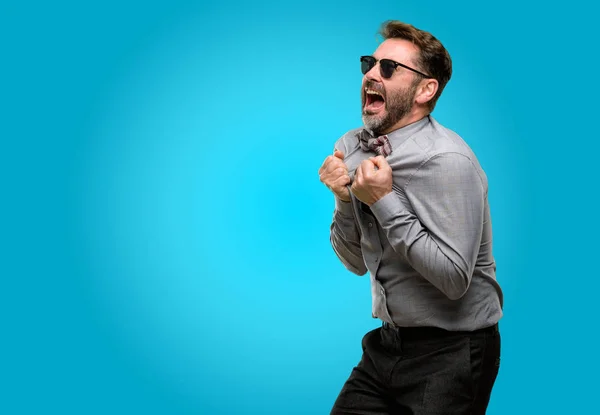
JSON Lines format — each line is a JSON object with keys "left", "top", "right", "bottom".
{"left": 330, "top": 197, "right": 367, "bottom": 276}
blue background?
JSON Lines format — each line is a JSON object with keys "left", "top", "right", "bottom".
{"left": 2, "top": 0, "right": 597, "bottom": 413}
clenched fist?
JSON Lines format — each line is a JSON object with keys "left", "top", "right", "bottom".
{"left": 351, "top": 156, "right": 393, "bottom": 206}
{"left": 319, "top": 149, "right": 351, "bottom": 202}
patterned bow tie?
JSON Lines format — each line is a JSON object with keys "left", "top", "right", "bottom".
{"left": 357, "top": 129, "right": 392, "bottom": 157}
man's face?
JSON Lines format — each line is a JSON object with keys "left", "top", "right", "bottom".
{"left": 361, "top": 39, "right": 422, "bottom": 135}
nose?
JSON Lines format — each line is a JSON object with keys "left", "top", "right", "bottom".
{"left": 364, "top": 61, "right": 382, "bottom": 83}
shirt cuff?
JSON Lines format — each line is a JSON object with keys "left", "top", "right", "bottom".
{"left": 335, "top": 196, "right": 355, "bottom": 216}
{"left": 370, "top": 191, "right": 404, "bottom": 224}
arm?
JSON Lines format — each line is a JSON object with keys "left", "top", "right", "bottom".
{"left": 370, "top": 153, "right": 485, "bottom": 299}
{"left": 328, "top": 140, "right": 367, "bottom": 276}
{"left": 330, "top": 195, "right": 368, "bottom": 276}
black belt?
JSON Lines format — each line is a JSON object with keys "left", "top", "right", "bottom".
{"left": 381, "top": 321, "right": 499, "bottom": 340}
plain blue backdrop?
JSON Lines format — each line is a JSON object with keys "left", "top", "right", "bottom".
{"left": 2, "top": 0, "right": 597, "bottom": 413}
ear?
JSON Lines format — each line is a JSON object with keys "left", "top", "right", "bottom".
{"left": 415, "top": 78, "right": 439, "bottom": 106}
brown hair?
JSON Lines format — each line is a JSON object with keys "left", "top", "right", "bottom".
{"left": 379, "top": 20, "right": 452, "bottom": 111}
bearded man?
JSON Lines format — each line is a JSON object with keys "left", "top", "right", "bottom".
{"left": 318, "top": 20, "right": 503, "bottom": 415}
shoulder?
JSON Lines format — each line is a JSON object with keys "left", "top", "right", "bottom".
{"left": 409, "top": 118, "right": 488, "bottom": 188}
{"left": 411, "top": 117, "right": 474, "bottom": 158}
{"left": 334, "top": 126, "right": 363, "bottom": 154}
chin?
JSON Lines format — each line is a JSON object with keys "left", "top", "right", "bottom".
{"left": 362, "top": 113, "right": 385, "bottom": 132}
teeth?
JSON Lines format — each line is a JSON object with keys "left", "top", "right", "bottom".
{"left": 366, "top": 89, "right": 383, "bottom": 96}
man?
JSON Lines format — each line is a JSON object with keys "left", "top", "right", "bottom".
{"left": 318, "top": 20, "right": 503, "bottom": 414}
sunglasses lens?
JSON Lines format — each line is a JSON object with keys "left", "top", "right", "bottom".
{"left": 380, "top": 60, "right": 395, "bottom": 78}
{"left": 361, "top": 57, "right": 375, "bottom": 75}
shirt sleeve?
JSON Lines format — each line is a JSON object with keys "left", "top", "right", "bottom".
{"left": 328, "top": 138, "right": 367, "bottom": 276}
{"left": 330, "top": 195, "right": 367, "bottom": 276}
{"left": 370, "top": 152, "right": 485, "bottom": 299}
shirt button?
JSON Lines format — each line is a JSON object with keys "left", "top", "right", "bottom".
{"left": 368, "top": 222, "right": 373, "bottom": 228}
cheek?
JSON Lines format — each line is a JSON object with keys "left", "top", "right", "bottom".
{"left": 383, "top": 81, "right": 403, "bottom": 101}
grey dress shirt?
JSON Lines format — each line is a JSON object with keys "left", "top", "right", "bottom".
{"left": 330, "top": 115, "right": 503, "bottom": 331}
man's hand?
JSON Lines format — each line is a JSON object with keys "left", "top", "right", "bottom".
{"left": 351, "top": 156, "right": 393, "bottom": 206}
{"left": 319, "top": 149, "right": 351, "bottom": 202}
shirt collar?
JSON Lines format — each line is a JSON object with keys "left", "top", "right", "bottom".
{"left": 365, "top": 115, "right": 431, "bottom": 147}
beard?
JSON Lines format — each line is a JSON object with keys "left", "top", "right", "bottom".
{"left": 361, "top": 79, "right": 419, "bottom": 136}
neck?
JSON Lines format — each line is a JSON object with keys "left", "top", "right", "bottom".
{"left": 383, "top": 108, "right": 430, "bottom": 134}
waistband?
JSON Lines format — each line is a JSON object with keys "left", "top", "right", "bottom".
{"left": 381, "top": 321, "right": 499, "bottom": 340}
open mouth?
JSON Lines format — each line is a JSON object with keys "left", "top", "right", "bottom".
{"left": 364, "top": 88, "right": 385, "bottom": 112}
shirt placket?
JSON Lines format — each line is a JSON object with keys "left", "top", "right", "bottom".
{"left": 344, "top": 144, "right": 395, "bottom": 324}
{"left": 352, "top": 200, "right": 394, "bottom": 324}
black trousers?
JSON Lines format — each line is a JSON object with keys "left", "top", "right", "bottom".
{"left": 331, "top": 323, "right": 501, "bottom": 415}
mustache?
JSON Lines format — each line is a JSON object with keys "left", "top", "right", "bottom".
{"left": 364, "top": 80, "right": 386, "bottom": 97}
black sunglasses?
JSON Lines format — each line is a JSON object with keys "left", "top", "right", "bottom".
{"left": 360, "top": 55, "right": 433, "bottom": 79}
